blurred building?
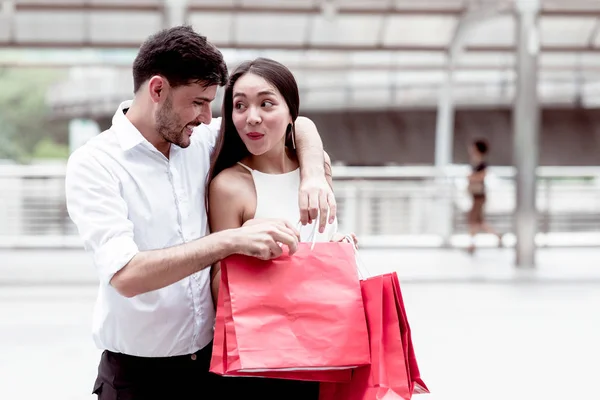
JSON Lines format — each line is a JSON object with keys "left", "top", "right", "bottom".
{"left": 0, "top": 0, "right": 599, "bottom": 260}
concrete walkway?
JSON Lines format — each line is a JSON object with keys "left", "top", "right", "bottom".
{"left": 2, "top": 247, "right": 600, "bottom": 285}
{"left": 1, "top": 248, "right": 599, "bottom": 399}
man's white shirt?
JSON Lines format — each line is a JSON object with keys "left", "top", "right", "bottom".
{"left": 65, "top": 101, "right": 221, "bottom": 357}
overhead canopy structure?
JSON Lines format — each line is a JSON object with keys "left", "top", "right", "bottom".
{"left": 2, "top": 0, "right": 588, "bottom": 267}
{"left": 4, "top": 0, "right": 600, "bottom": 111}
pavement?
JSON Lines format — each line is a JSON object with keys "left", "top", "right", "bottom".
{"left": 2, "top": 247, "right": 600, "bottom": 285}
{"left": 1, "top": 247, "right": 599, "bottom": 400}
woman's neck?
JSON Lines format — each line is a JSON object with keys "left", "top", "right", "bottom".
{"left": 245, "top": 146, "right": 298, "bottom": 174}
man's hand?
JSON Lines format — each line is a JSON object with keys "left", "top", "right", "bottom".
{"left": 294, "top": 116, "right": 336, "bottom": 232}
{"left": 242, "top": 218, "right": 292, "bottom": 228}
{"left": 231, "top": 219, "right": 301, "bottom": 260}
{"left": 299, "top": 176, "right": 337, "bottom": 233}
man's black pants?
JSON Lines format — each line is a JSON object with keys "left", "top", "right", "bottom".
{"left": 93, "top": 343, "right": 318, "bottom": 399}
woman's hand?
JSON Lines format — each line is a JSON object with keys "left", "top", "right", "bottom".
{"left": 331, "top": 232, "right": 358, "bottom": 248}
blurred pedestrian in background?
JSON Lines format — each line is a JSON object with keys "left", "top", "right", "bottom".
{"left": 467, "top": 139, "right": 502, "bottom": 254}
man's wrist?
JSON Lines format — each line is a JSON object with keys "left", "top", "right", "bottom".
{"left": 197, "top": 229, "right": 240, "bottom": 261}
{"left": 300, "top": 162, "right": 325, "bottom": 180}
{"left": 217, "top": 229, "right": 241, "bottom": 256}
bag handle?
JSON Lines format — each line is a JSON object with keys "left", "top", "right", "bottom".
{"left": 344, "top": 234, "right": 371, "bottom": 280}
{"left": 297, "top": 207, "right": 330, "bottom": 251}
{"left": 296, "top": 210, "right": 370, "bottom": 279}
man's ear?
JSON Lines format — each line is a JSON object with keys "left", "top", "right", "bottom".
{"left": 148, "top": 75, "right": 167, "bottom": 103}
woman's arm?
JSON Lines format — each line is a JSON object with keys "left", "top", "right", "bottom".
{"left": 208, "top": 170, "right": 248, "bottom": 306}
{"left": 208, "top": 169, "right": 303, "bottom": 306}
{"left": 209, "top": 171, "right": 247, "bottom": 233}
{"left": 207, "top": 171, "right": 299, "bottom": 302}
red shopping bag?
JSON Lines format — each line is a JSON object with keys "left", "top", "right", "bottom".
{"left": 319, "top": 272, "right": 429, "bottom": 400}
{"left": 210, "top": 241, "right": 370, "bottom": 377}
{"left": 210, "top": 264, "right": 352, "bottom": 382}
{"left": 391, "top": 273, "right": 428, "bottom": 395}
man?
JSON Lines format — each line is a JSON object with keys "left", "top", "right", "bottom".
{"left": 65, "top": 26, "right": 336, "bottom": 399}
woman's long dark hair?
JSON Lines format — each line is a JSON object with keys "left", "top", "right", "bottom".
{"left": 206, "top": 57, "right": 300, "bottom": 196}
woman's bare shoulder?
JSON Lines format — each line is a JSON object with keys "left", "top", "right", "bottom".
{"left": 209, "top": 164, "right": 254, "bottom": 199}
{"left": 208, "top": 165, "right": 256, "bottom": 228}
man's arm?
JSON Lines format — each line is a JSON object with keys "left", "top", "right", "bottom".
{"left": 324, "top": 150, "right": 333, "bottom": 190}
{"left": 294, "top": 116, "right": 336, "bottom": 232}
{"left": 115, "top": 218, "right": 298, "bottom": 297}
{"left": 65, "top": 151, "right": 299, "bottom": 298}
{"left": 111, "top": 232, "right": 236, "bottom": 298}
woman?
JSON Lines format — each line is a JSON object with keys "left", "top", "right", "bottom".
{"left": 206, "top": 58, "right": 354, "bottom": 399}
{"left": 467, "top": 139, "right": 502, "bottom": 254}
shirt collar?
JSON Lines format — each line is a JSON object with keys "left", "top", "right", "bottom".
{"left": 113, "top": 100, "right": 147, "bottom": 152}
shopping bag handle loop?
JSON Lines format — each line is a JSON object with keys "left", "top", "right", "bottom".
{"left": 345, "top": 234, "right": 371, "bottom": 280}
{"left": 296, "top": 210, "right": 370, "bottom": 279}
{"left": 296, "top": 207, "right": 330, "bottom": 251}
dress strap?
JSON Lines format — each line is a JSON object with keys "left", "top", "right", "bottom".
{"left": 237, "top": 162, "right": 253, "bottom": 172}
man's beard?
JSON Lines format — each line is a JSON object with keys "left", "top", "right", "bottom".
{"left": 155, "top": 96, "right": 189, "bottom": 149}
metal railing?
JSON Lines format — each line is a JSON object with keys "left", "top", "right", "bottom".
{"left": 0, "top": 163, "right": 598, "bottom": 248}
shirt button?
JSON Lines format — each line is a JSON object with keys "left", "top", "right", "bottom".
{"left": 191, "top": 354, "right": 197, "bottom": 361}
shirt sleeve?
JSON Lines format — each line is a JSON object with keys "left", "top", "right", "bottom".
{"left": 65, "top": 148, "right": 139, "bottom": 285}
{"left": 192, "top": 117, "right": 221, "bottom": 152}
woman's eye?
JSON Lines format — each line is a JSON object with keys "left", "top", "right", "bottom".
{"left": 234, "top": 103, "right": 245, "bottom": 110}
{"left": 262, "top": 101, "right": 274, "bottom": 108}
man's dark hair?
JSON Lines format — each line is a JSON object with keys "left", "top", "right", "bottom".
{"left": 474, "top": 139, "right": 489, "bottom": 155}
{"left": 132, "top": 25, "right": 228, "bottom": 93}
